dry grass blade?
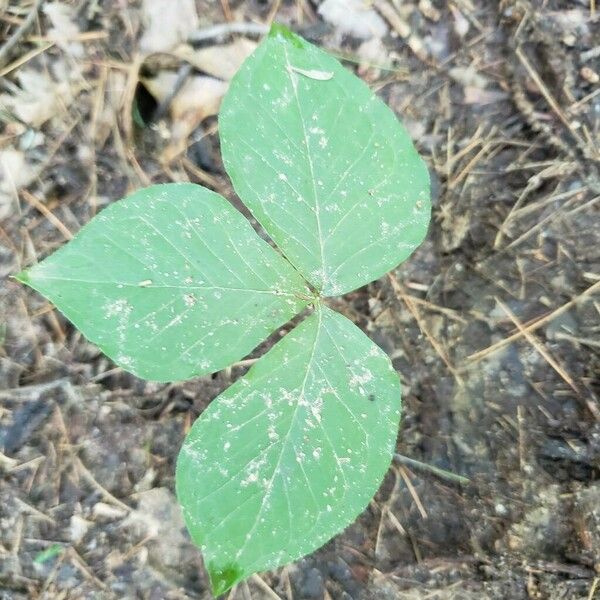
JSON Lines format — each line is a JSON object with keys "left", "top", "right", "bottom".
{"left": 20, "top": 190, "right": 73, "bottom": 240}
{"left": 495, "top": 297, "right": 600, "bottom": 421}
{"left": 388, "top": 272, "right": 464, "bottom": 385}
{"left": 0, "top": 0, "right": 44, "bottom": 68}
{"left": 465, "top": 280, "right": 600, "bottom": 365}
{"left": 515, "top": 45, "right": 591, "bottom": 155}
{"left": 0, "top": 41, "right": 54, "bottom": 78}
{"left": 250, "top": 574, "right": 283, "bottom": 599}
{"left": 397, "top": 465, "right": 428, "bottom": 519}
{"left": 394, "top": 454, "right": 470, "bottom": 485}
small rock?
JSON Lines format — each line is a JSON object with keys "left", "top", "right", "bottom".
{"left": 69, "top": 514, "right": 92, "bottom": 544}
{"left": 92, "top": 502, "right": 127, "bottom": 520}
{"left": 123, "top": 488, "right": 192, "bottom": 570}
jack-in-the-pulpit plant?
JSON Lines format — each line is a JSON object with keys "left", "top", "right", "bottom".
{"left": 17, "top": 25, "right": 430, "bottom": 596}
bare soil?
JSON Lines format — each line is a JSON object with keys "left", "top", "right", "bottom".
{"left": 1, "top": 1, "right": 599, "bottom": 599}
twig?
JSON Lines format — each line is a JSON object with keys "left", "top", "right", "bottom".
{"left": 503, "top": 190, "right": 587, "bottom": 251}
{"left": 188, "top": 22, "right": 269, "bottom": 45}
{"left": 464, "top": 280, "right": 600, "bottom": 365}
{"left": 267, "top": 0, "right": 283, "bottom": 24}
{"left": 53, "top": 405, "right": 132, "bottom": 512}
{"left": 393, "top": 454, "right": 470, "bottom": 485}
{"left": 0, "top": 0, "right": 44, "bottom": 68}
{"left": 388, "top": 273, "right": 463, "bottom": 385}
{"left": 220, "top": 0, "right": 233, "bottom": 22}
{"left": 515, "top": 45, "right": 588, "bottom": 152}
{"left": 0, "top": 451, "right": 18, "bottom": 470}
{"left": 588, "top": 577, "right": 599, "bottom": 600}
{"left": 385, "top": 506, "right": 408, "bottom": 536}
{"left": 0, "top": 41, "right": 53, "bottom": 78}
{"left": 20, "top": 190, "right": 74, "bottom": 240}
{"left": 14, "top": 497, "right": 56, "bottom": 525}
{"left": 495, "top": 299, "right": 600, "bottom": 423}
{"left": 250, "top": 575, "right": 283, "bottom": 599}
{"left": 68, "top": 548, "right": 107, "bottom": 590}
{"left": 397, "top": 466, "right": 428, "bottom": 519}
{"left": 74, "top": 456, "right": 132, "bottom": 512}
{"left": 372, "top": 0, "right": 429, "bottom": 63}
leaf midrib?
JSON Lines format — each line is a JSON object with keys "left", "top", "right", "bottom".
{"left": 28, "top": 275, "right": 300, "bottom": 297}
{"left": 283, "top": 46, "right": 326, "bottom": 292}
{"left": 233, "top": 305, "right": 323, "bottom": 564}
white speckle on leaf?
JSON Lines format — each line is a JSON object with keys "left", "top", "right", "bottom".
{"left": 287, "top": 65, "right": 334, "bottom": 80}
{"left": 184, "top": 293, "right": 196, "bottom": 306}
{"left": 104, "top": 299, "right": 131, "bottom": 318}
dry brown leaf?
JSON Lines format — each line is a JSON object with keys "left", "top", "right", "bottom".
{"left": 174, "top": 39, "right": 257, "bottom": 81}
{"left": 94, "top": 71, "right": 128, "bottom": 146}
{"left": 139, "top": 0, "right": 199, "bottom": 54}
{"left": 142, "top": 73, "right": 228, "bottom": 163}
{"left": 0, "top": 149, "right": 37, "bottom": 219}
{"left": 0, "top": 68, "right": 74, "bottom": 127}
{"left": 357, "top": 37, "right": 388, "bottom": 78}
{"left": 43, "top": 2, "right": 83, "bottom": 57}
{"left": 318, "top": 0, "right": 388, "bottom": 40}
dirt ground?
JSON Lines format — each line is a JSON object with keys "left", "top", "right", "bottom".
{"left": 1, "top": 0, "right": 599, "bottom": 598}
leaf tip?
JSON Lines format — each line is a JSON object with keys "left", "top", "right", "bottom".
{"left": 268, "top": 22, "right": 304, "bottom": 48}
{"left": 208, "top": 562, "right": 244, "bottom": 596}
{"left": 13, "top": 270, "right": 31, "bottom": 285}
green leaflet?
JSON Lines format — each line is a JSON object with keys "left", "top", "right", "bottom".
{"left": 176, "top": 306, "right": 400, "bottom": 595}
{"left": 220, "top": 26, "right": 430, "bottom": 296}
{"left": 18, "top": 184, "right": 309, "bottom": 381}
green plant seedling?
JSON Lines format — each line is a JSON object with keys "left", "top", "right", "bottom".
{"left": 17, "top": 24, "right": 430, "bottom": 596}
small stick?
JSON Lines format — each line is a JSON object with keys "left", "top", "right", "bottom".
{"left": 397, "top": 466, "right": 428, "bottom": 519}
{"left": 400, "top": 294, "right": 468, "bottom": 323}
{"left": 0, "top": 41, "right": 54, "bottom": 78}
{"left": 220, "top": 0, "right": 233, "bottom": 22}
{"left": 388, "top": 273, "right": 463, "bottom": 385}
{"left": 21, "top": 190, "right": 73, "bottom": 240}
{"left": 464, "top": 280, "right": 600, "bottom": 365}
{"left": 588, "top": 577, "right": 599, "bottom": 600}
{"left": 251, "top": 575, "right": 283, "bottom": 599}
{"left": 393, "top": 454, "right": 470, "bottom": 485}
{"left": 74, "top": 456, "right": 132, "bottom": 513}
{"left": 188, "top": 22, "right": 269, "bottom": 45}
{"left": 515, "top": 46, "right": 588, "bottom": 151}
{"left": 68, "top": 548, "right": 107, "bottom": 590}
{"left": 14, "top": 497, "right": 56, "bottom": 525}
{"left": 495, "top": 298, "right": 581, "bottom": 396}
{"left": 0, "top": 0, "right": 44, "bottom": 68}
{"left": 372, "top": 0, "right": 429, "bottom": 62}
{"left": 267, "top": 0, "right": 283, "bottom": 25}
{"left": 517, "top": 405, "right": 526, "bottom": 474}
{"left": 386, "top": 506, "right": 408, "bottom": 536}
